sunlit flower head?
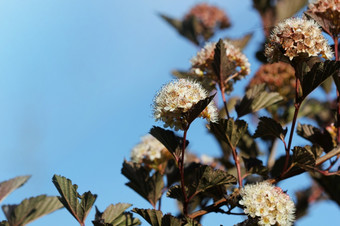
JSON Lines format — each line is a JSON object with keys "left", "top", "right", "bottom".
{"left": 131, "top": 135, "right": 171, "bottom": 164}
{"left": 190, "top": 40, "right": 250, "bottom": 94}
{"left": 153, "top": 79, "right": 218, "bottom": 131}
{"left": 307, "top": 0, "right": 340, "bottom": 37}
{"left": 265, "top": 17, "right": 333, "bottom": 62}
{"left": 185, "top": 3, "right": 230, "bottom": 29}
{"left": 191, "top": 40, "right": 250, "bottom": 76}
{"left": 239, "top": 182, "right": 295, "bottom": 226}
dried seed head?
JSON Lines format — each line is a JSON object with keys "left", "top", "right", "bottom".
{"left": 184, "top": 3, "right": 230, "bottom": 29}
{"left": 248, "top": 62, "right": 295, "bottom": 100}
{"left": 307, "top": 0, "right": 340, "bottom": 37}
{"left": 265, "top": 17, "right": 333, "bottom": 62}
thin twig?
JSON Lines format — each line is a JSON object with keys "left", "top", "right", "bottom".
{"left": 267, "top": 139, "right": 278, "bottom": 169}
{"left": 316, "top": 146, "right": 340, "bottom": 166}
{"left": 188, "top": 197, "right": 229, "bottom": 219}
{"left": 273, "top": 146, "right": 340, "bottom": 183}
{"left": 219, "top": 82, "right": 230, "bottom": 119}
{"left": 179, "top": 128, "right": 189, "bottom": 216}
{"left": 231, "top": 147, "right": 243, "bottom": 188}
{"left": 282, "top": 71, "right": 302, "bottom": 175}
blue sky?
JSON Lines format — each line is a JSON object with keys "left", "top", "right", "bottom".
{"left": 0, "top": 0, "right": 339, "bottom": 225}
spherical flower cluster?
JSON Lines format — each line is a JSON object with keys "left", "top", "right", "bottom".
{"left": 190, "top": 40, "right": 250, "bottom": 94}
{"left": 307, "top": 0, "right": 340, "bottom": 36}
{"left": 184, "top": 3, "right": 230, "bottom": 30}
{"left": 248, "top": 62, "right": 295, "bottom": 100}
{"left": 191, "top": 40, "right": 250, "bottom": 76}
{"left": 131, "top": 135, "right": 171, "bottom": 164}
{"left": 239, "top": 182, "right": 295, "bottom": 226}
{"left": 265, "top": 17, "right": 333, "bottom": 63}
{"left": 153, "top": 79, "right": 218, "bottom": 131}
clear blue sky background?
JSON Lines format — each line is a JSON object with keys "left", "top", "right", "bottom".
{"left": 0, "top": 0, "right": 339, "bottom": 225}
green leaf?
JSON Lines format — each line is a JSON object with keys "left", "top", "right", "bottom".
{"left": 320, "top": 76, "right": 333, "bottom": 94}
{"left": 270, "top": 155, "right": 291, "bottom": 178}
{"left": 183, "top": 217, "right": 202, "bottom": 226}
{"left": 313, "top": 174, "right": 340, "bottom": 206}
{"left": 159, "top": 14, "right": 182, "bottom": 33}
{"left": 150, "top": 126, "right": 188, "bottom": 160}
{"left": 212, "top": 39, "right": 236, "bottom": 80}
{"left": 300, "top": 61, "right": 340, "bottom": 101}
{"left": 93, "top": 204, "right": 141, "bottom": 226}
{"left": 235, "top": 84, "right": 283, "bottom": 118}
{"left": 237, "top": 129, "right": 261, "bottom": 158}
{"left": 299, "top": 98, "right": 333, "bottom": 126}
{"left": 161, "top": 214, "right": 184, "bottom": 226}
{"left": 52, "top": 175, "right": 97, "bottom": 225}
{"left": 295, "top": 187, "right": 312, "bottom": 220}
{"left": 0, "top": 176, "right": 31, "bottom": 204}
{"left": 159, "top": 14, "right": 200, "bottom": 46}
{"left": 332, "top": 68, "right": 340, "bottom": 94}
{"left": 235, "top": 218, "right": 259, "bottom": 226}
{"left": 242, "top": 157, "right": 269, "bottom": 178}
{"left": 191, "top": 165, "right": 237, "bottom": 194}
{"left": 2, "top": 195, "right": 63, "bottom": 226}
{"left": 168, "top": 164, "right": 236, "bottom": 200}
{"left": 253, "top": 117, "right": 287, "bottom": 141}
{"left": 226, "top": 33, "right": 253, "bottom": 50}
{"left": 132, "top": 208, "right": 197, "bottom": 226}
{"left": 297, "top": 123, "right": 334, "bottom": 153}
{"left": 275, "top": 0, "right": 308, "bottom": 23}
{"left": 121, "top": 161, "right": 164, "bottom": 208}
{"left": 292, "top": 146, "right": 316, "bottom": 169}
{"left": 132, "top": 208, "right": 163, "bottom": 226}
{"left": 0, "top": 221, "right": 9, "bottom": 226}
{"left": 166, "top": 185, "right": 184, "bottom": 201}
{"left": 209, "top": 118, "right": 248, "bottom": 149}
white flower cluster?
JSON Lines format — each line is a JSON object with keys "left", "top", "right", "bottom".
{"left": 265, "top": 17, "right": 333, "bottom": 62}
{"left": 153, "top": 79, "right": 218, "bottom": 131}
{"left": 131, "top": 135, "right": 167, "bottom": 163}
{"left": 239, "top": 182, "right": 295, "bottom": 226}
{"left": 191, "top": 40, "right": 251, "bottom": 76}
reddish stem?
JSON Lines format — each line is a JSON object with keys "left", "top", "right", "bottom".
{"left": 218, "top": 82, "right": 230, "bottom": 119}
{"left": 333, "top": 37, "right": 340, "bottom": 144}
{"left": 217, "top": 81, "right": 243, "bottom": 186}
{"left": 179, "top": 128, "right": 189, "bottom": 216}
{"left": 282, "top": 77, "right": 301, "bottom": 174}
{"left": 231, "top": 147, "right": 243, "bottom": 188}
{"left": 334, "top": 36, "right": 338, "bottom": 61}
